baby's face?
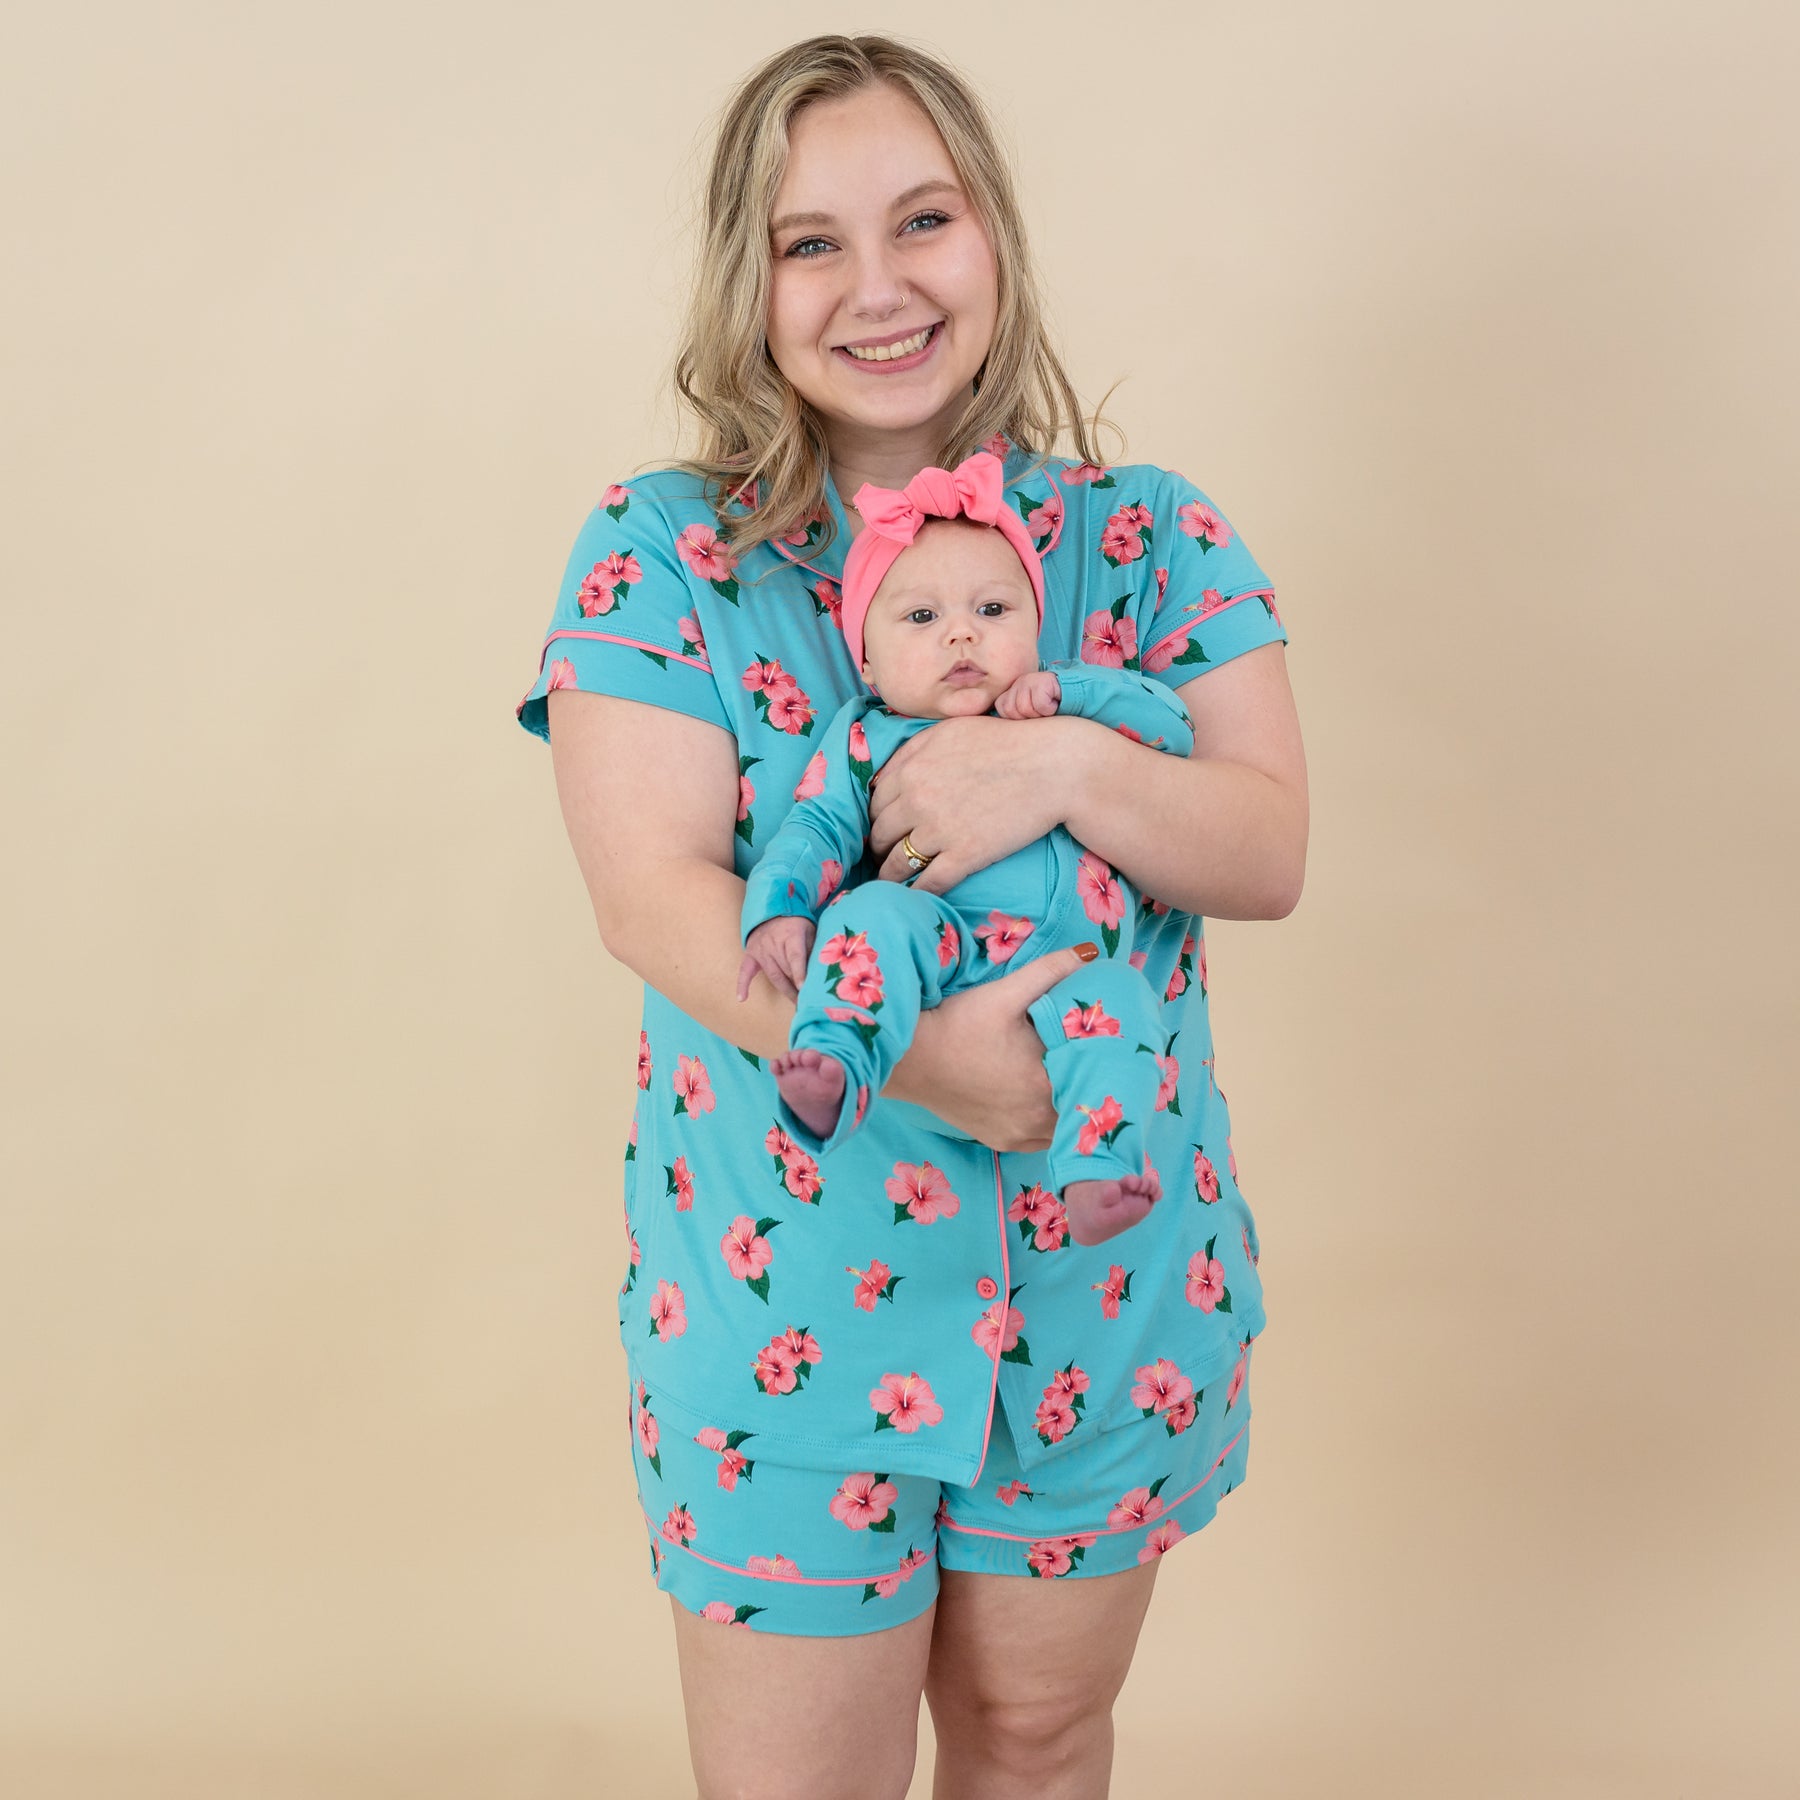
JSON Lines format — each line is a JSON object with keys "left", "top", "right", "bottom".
{"left": 859, "top": 518, "right": 1040, "bottom": 718}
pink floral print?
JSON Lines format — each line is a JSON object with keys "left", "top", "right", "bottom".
{"left": 1008, "top": 1181, "right": 1070, "bottom": 1254}
{"left": 973, "top": 911, "right": 1034, "bottom": 962}
{"left": 649, "top": 1280, "right": 687, "bottom": 1343}
{"left": 1092, "top": 1263, "right": 1133, "bottom": 1318}
{"left": 886, "top": 1160, "right": 961, "bottom": 1226}
{"left": 672, "top": 1054, "right": 715, "bottom": 1118}
{"left": 870, "top": 1372, "right": 943, "bottom": 1433}
{"left": 829, "top": 1472, "right": 898, "bottom": 1531}
{"left": 722, "top": 1214, "right": 777, "bottom": 1303}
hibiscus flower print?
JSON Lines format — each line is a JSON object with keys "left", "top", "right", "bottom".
{"left": 648, "top": 1279, "right": 687, "bottom": 1343}
{"left": 830, "top": 1472, "right": 898, "bottom": 1532}
{"left": 887, "top": 1160, "right": 961, "bottom": 1226}
{"left": 659, "top": 1504, "right": 697, "bottom": 1546}
{"left": 721, "top": 1214, "right": 778, "bottom": 1304}
{"left": 864, "top": 1546, "right": 932, "bottom": 1603}
{"left": 1099, "top": 500, "right": 1154, "bottom": 568}
{"left": 752, "top": 1325, "right": 821, "bottom": 1396}
{"left": 600, "top": 482, "right": 631, "bottom": 519}
{"left": 1025, "top": 1532, "right": 1099, "bottom": 1579}
{"left": 847, "top": 1258, "right": 902, "bottom": 1309}
{"left": 695, "top": 1425, "right": 756, "bottom": 1490}
{"left": 973, "top": 911, "right": 1034, "bottom": 963}
{"left": 1074, "top": 1095, "right": 1127, "bottom": 1156}
{"left": 1185, "top": 1241, "right": 1227, "bottom": 1312}
{"left": 1076, "top": 853, "right": 1126, "bottom": 952}
{"left": 870, "top": 1372, "right": 944, "bottom": 1433}
{"left": 1154, "top": 1051, "right": 1182, "bottom": 1114}
{"left": 546, "top": 657, "right": 576, "bottom": 692}
{"left": 1034, "top": 1360, "right": 1089, "bottom": 1446}
{"left": 1132, "top": 1357, "right": 1194, "bottom": 1421}
{"left": 634, "top": 1393, "right": 661, "bottom": 1473}
{"left": 1139, "top": 1519, "right": 1188, "bottom": 1562}
{"left": 1007, "top": 1181, "right": 1070, "bottom": 1253}
{"left": 935, "top": 920, "right": 960, "bottom": 968}
{"left": 577, "top": 550, "right": 643, "bottom": 617}
{"left": 794, "top": 750, "right": 826, "bottom": 800}
{"left": 674, "top": 521, "right": 740, "bottom": 601}
{"left": 1194, "top": 1145, "right": 1221, "bottom": 1204}
{"left": 1061, "top": 462, "right": 1114, "bottom": 488}
{"left": 637, "top": 1031, "right": 651, "bottom": 1090}
{"left": 997, "top": 1479, "right": 1033, "bottom": 1506}
{"left": 1061, "top": 997, "right": 1121, "bottom": 1040}
{"left": 746, "top": 1553, "right": 803, "bottom": 1580}
{"left": 970, "top": 1295, "right": 1029, "bottom": 1364}
{"left": 1107, "top": 1478, "right": 1169, "bottom": 1531}
{"left": 1092, "top": 1263, "right": 1133, "bottom": 1318}
{"left": 698, "top": 1600, "right": 759, "bottom": 1628}
{"left": 1081, "top": 602, "right": 1139, "bottom": 670}
{"left": 672, "top": 1054, "right": 715, "bottom": 1118}
{"left": 1177, "top": 498, "right": 1232, "bottom": 549}
{"left": 665, "top": 1154, "right": 694, "bottom": 1212}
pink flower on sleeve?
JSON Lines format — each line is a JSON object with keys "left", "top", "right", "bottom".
{"left": 1177, "top": 499, "right": 1231, "bottom": 547}
{"left": 675, "top": 522, "right": 738, "bottom": 582}
{"left": 794, "top": 751, "right": 827, "bottom": 800}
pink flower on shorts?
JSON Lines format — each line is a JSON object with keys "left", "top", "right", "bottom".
{"left": 1227, "top": 1345, "right": 1250, "bottom": 1410}
{"left": 1162, "top": 1396, "right": 1197, "bottom": 1435}
{"left": 870, "top": 1372, "right": 943, "bottom": 1433}
{"left": 1025, "top": 1532, "right": 1098, "bottom": 1579}
{"left": 659, "top": 1504, "right": 696, "bottom": 1545}
{"left": 673, "top": 1054, "right": 715, "bottom": 1117}
{"left": 997, "top": 1479, "right": 1033, "bottom": 1506}
{"left": 1139, "top": 1519, "right": 1187, "bottom": 1561}
{"left": 869, "top": 1546, "right": 932, "bottom": 1598}
{"left": 830, "top": 1472, "right": 898, "bottom": 1530}
{"left": 1108, "top": 1486, "right": 1165, "bottom": 1530}
{"left": 746, "top": 1553, "right": 802, "bottom": 1580}
{"left": 973, "top": 911, "right": 1034, "bottom": 962}
{"left": 1185, "top": 1249, "right": 1225, "bottom": 1311}
{"left": 635, "top": 1403, "right": 660, "bottom": 1461}
{"left": 698, "top": 1601, "right": 751, "bottom": 1628}
{"left": 1034, "top": 1392, "right": 1076, "bottom": 1445}
{"left": 546, "top": 657, "right": 576, "bottom": 691}
{"left": 1131, "top": 1357, "right": 1193, "bottom": 1416}
{"left": 887, "top": 1160, "right": 960, "bottom": 1225}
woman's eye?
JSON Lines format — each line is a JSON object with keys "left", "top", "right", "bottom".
{"left": 781, "top": 211, "right": 950, "bottom": 260}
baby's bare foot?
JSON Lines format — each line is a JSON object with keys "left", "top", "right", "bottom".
{"left": 772, "top": 1047, "right": 848, "bottom": 1140}
{"left": 1061, "top": 1168, "right": 1163, "bottom": 1247}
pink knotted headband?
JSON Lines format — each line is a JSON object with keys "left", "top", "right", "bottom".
{"left": 839, "top": 449, "right": 1045, "bottom": 675}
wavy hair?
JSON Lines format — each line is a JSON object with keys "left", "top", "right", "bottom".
{"left": 649, "top": 33, "right": 1123, "bottom": 575}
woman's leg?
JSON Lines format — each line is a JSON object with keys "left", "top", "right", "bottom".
{"left": 922, "top": 1561, "right": 1161, "bottom": 1800}
{"left": 670, "top": 1594, "right": 938, "bottom": 1800}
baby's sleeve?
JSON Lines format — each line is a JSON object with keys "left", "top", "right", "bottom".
{"left": 1045, "top": 659, "right": 1196, "bottom": 758}
{"left": 513, "top": 479, "right": 731, "bottom": 742}
{"left": 739, "top": 700, "right": 872, "bottom": 943}
{"left": 1135, "top": 467, "right": 1288, "bottom": 691}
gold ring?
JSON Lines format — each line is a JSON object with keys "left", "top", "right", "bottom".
{"left": 900, "top": 832, "right": 935, "bottom": 873}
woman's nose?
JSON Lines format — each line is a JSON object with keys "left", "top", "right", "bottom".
{"left": 844, "top": 245, "right": 911, "bottom": 320}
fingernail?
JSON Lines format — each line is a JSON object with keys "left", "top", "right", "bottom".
{"left": 1075, "top": 942, "right": 1099, "bottom": 962}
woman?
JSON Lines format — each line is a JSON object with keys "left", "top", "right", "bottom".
{"left": 516, "top": 35, "right": 1307, "bottom": 1800}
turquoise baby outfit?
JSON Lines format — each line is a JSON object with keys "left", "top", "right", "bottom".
{"left": 740, "top": 661, "right": 1197, "bottom": 1200}
{"left": 515, "top": 437, "right": 1288, "bottom": 1494}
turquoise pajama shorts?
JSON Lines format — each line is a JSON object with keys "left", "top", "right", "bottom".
{"left": 626, "top": 1336, "right": 1254, "bottom": 1637}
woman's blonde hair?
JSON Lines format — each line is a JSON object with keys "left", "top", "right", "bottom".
{"left": 652, "top": 33, "right": 1123, "bottom": 572}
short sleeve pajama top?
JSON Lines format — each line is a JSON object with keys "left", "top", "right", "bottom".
{"left": 514, "top": 433, "right": 1288, "bottom": 1487}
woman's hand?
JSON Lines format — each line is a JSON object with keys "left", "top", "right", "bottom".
{"left": 887, "top": 942, "right": 1099, "bottom": 1152}
{"left": 867, "top": 713, "right": 1092, "bottom": 891}
{"left": 735, "top": 916, "right": 815, "bottom": 1004}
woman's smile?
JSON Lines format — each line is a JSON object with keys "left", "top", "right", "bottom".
{"left": 833, "top": 321, "right": 945, "bottom": 372}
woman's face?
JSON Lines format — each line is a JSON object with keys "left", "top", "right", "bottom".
{"left": 767, "top": 84, "right": 999, "bottom": 465}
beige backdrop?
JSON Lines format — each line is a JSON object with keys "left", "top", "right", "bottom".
{"left": 5, "top": 2, "right": 1795, "bottom": 1795}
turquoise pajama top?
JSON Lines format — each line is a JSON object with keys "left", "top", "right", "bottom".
{"left": 514, "top": 434, "right": 1289, "bottom": 1486}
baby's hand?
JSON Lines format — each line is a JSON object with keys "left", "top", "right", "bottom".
{"left": 993, "top": 669, "right": 1061, "bottom": 720}
{"left": 736, "top": 915, "right": 817, "bottom": 1003}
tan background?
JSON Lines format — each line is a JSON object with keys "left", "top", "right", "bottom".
{"left": 4, "top": 2, "right": 1795, "bottom": 1794}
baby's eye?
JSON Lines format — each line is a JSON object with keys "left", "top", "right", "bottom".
{"left": 906, "top": 608, "right": 936, "bottom": 625}
{"left": 978, "top": 602, "right": 1008, "bottom": 617}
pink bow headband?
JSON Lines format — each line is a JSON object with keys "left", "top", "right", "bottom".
{"left": 839, "top": 450, "right": 1045, "bottom": 675}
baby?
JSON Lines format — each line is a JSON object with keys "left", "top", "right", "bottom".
{"left": 735, "top": 449, "right": 1196, "bottom": 1248}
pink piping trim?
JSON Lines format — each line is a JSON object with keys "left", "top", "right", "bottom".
{"left": 1179, "top": 585, "right": 1276, "bottom": 620}
{"left": 639, "top": 1504, "right": 917, "bottom": 1587}
{"left": 941, "top": 1421, "right": 1248, "bottom": 1542}
{"left": 968, "top": 1151, "right": 1013, "bottom": 1488}
{"left": 539, "top": 627, "right": 714, "bottom": 674}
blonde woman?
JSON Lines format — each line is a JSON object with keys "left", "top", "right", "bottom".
{"left": 516, "top": 34, "right": 1307, "bottom": 1800}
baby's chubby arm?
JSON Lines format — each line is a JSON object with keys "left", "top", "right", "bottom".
{"left": 736, "top": 697, "right": 875, "bottom": 1002}
{"left": 1038, "top": 657, "right": 1197, "bottom": 757}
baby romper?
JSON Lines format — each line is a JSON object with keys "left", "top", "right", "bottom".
{"left": 740, "top": 659, "right": 1197, "bottom": 1208}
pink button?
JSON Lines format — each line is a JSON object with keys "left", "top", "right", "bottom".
{"left": 976, "top": 1276, "right": 999, "bottom": 1300}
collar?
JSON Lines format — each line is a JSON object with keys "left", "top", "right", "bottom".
{"left": 726, "top": 433, "right": 1069, "bottom": 585}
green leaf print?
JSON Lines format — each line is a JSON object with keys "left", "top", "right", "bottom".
{"left": 1001, "top": 1336, "right": 1033, "bottom": 1367}
{"left": 739, "top": 1047, "right": 762, "bottom": 1067}
{"left": 710, "top": 575, "right": 740, "bottom": 605}
{"left": 638, "top": 648, "right": 668, "bottom": 669}
{"left": 746, "top": 1271, "right": 771, "bottom": 1305}
{"left": 1101, "top": 921, "right": 1119, "bottom": 957}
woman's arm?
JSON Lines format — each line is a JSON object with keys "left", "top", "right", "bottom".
{"left": 1062, "top": 642, "right": 1308, "bottom": 920}
{"left": 868, "top": 641, "right": 1307, "bottom": 921}
{"left": 545, "top": 687, "right": 1086, "bottom": 1147}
